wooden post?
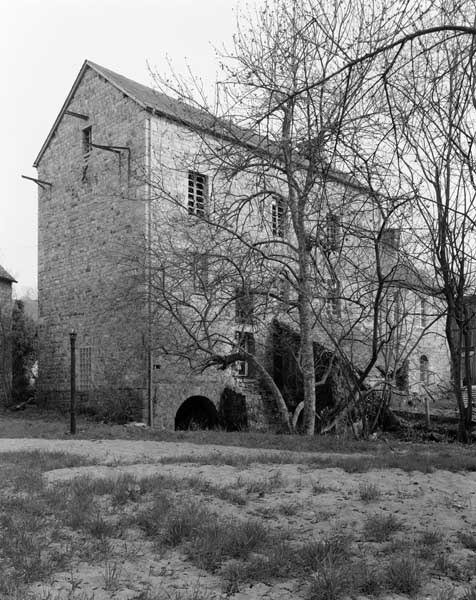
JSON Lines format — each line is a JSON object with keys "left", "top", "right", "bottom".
{"left": 70, "top": 330, "right": 77, "bottom": 435}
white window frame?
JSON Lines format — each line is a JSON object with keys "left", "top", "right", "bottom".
{"left": 188, "top": 171, "right": 207, "bottom": 217}
{"left": 325, "top": 212, "right": 341, "bottom": 251}
{"left": 325, "top": 279, "right": 341, "bottom": 318}
{"left": 271, "top": 197, "right": 285, "bottom": 237}
{"left": 79, "top": 346, "right": 92, "bottom": 391}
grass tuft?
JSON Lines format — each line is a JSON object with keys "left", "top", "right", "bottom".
{"left": 386, "top": 555, "right": 423, "bottom": 594}
{"left": 363, "top": 513, "right": 404, "bottom": 542}
{"left": 358, "top": 481, "right": 381, "bottom": 503}
{"left": 458, "top": 530, "right": 476, "bottom": 551}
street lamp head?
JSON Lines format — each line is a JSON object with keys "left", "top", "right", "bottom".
{"left": 70, "top": 329, "right": 77, "bottom": 341}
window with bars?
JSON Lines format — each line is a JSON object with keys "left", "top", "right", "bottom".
{"left": 325, "top": 213, "right": 341, "bottom": 251}
{"left": 325, "top": 279, "right": 341, "bottom": 318}
{"left": 235, "top": 287, "right": 254, "bottom": 324}
{"left": 271, "top": 197, "right": 285, "bottom": 237}
{"left": 191, "top": 252, "right": 209, "bottom": 292}
{"left": 79, "top": 347, "right": 92, "bottom": 391}
{"left": 188, "top": 171, "right": 207, "bottom": 217}
{"left": 234, "top": 331, "right": 255, "bottom": 377}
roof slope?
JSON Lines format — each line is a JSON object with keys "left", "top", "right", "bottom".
{"left": 32, "top": 60, "right": 367, "bottom": 192}
{"left": 0, "top": 265, "right": 16, "bottom": 283}
{"left": 33, "top": 60, "right": 233, "bottom": 168}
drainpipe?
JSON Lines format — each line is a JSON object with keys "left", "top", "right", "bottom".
{"left": 146, "top": 116, "right": 153, "bottom": 427}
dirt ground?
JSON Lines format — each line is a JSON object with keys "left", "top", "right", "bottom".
{"left": 2, "top": 436, "right": 476, "bottom": 599}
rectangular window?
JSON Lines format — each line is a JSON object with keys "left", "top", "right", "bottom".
{"left": 191, "top": 252, "right": 208, "bottom": 293}
{"left": 79, "top": 347, "right": 92, "bottom": 391}
{"left": 326, "top": 279, "right": 341, "bottom": 318}
{"left": 82, "top": 126, "right": 92, "bottom": 155}
{"left": 235, "top": 287, "right": 254, "bottom": 324}
{"left": 420, "top": 299, "right": 427, "bottom": 328}
{"left": 325, "top": 213, "right": 341, "bottom": 251}
{"left": 381, "top": 228, "right": 401, "bottom": 251}
{"left": 271, "top": 197, "right": 285, "bottom": 237}
{"left": 188, "top": 171, "right": 207, "bottom": 217}
{"left": 235, "top": 331, "right": 255, "bottom": 377}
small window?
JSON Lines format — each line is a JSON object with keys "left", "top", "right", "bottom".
{"left": 419, "top": 355, "right": 429, "bottom": 385}
{"left": 188, "top": 171, "right": 207, "bottom": 217}
{"left": 271, "top": 197, "right": 285, "bottom": 237}
{"left": 79, "top": 347, "right": 92, "bottom": 391}
{"left": 276, "top": 270, "right": 290, "bottom": 303}
{"left": 82, "top": 126, "right": 92, "bottom": 155}
{"left": 420, "top": 299, "right": 427, "bottom": 328}
{"left": 325, "top": 213, "right": 341, "bottom": 251}
{"left": 235, "top": 287, "right": 254, "bottom": 324}
{"left": 381, "top": 228, "right": 400, "bottom": 251}
{"left": 191, "top": 252, "right": 208, "bottom": 293}
{"left": 235, "top": 331, "right": 255, "bottom": 377}
{"left": 325, "top": 279, "right": 341, "bottom": 318}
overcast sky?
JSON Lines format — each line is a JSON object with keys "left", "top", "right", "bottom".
{"left": 1, "top": 0, "right": 248, "bottom": 297}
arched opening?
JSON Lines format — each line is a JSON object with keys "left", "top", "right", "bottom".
{"left": 218, "top": 387, "right": 248, "bottom": 431}
{"left": 175, "top": 395, "right": 219, "bottom": 431}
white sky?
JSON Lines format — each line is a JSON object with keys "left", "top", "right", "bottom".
{"left": 0, "top": 0, "right": 245, "bottom": 297}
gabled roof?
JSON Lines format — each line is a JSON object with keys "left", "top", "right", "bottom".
{"left": 0, "top": 265, "right": 16, "bottom": 284}
{"left": 33, "top": 60, "right": 231, "bottom": 168}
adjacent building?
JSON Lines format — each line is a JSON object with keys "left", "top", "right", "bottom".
{"left": 0, "top": 265, "right": 16, "bottom": 404}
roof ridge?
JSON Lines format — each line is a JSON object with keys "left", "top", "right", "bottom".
{"left": 0, "top": 264, "right": 17, "bottom": 283}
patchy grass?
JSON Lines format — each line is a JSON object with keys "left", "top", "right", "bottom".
{"left": 358, "top": 481, "right": 382, "bottom": 503}
{"left": 362, "top": 513, "right": 404, "bottom": 542}
{"left": 1, "top": 434, "right": 476, "bottom": 599}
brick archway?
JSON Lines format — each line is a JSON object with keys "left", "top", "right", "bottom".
{"left": 174, "top": 395, "right": 219, "bottom": 430}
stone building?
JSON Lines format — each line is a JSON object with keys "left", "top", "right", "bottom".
{"left": 0, "top": 265, "right": 16, "bottom": 404}
{"left": 33, "top": 60, "right": 451, "bottom": 429}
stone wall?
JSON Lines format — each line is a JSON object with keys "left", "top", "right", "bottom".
{"left": 36, "top": 66, "right": 149, "bottom": 411}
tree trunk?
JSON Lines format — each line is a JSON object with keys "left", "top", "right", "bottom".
{"left": 300, "top": 293, "right": 317, "bottom": 435}
{"left": 248, "top": 355, "right": 293, "bottom": 433}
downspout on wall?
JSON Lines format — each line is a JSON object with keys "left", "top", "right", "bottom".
{"left": 146, "top": 115, "right": 153, "bottom": 426}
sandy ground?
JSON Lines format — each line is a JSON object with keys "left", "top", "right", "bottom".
{"left": 3, "top": 438, "right": 476, "bottom": 599}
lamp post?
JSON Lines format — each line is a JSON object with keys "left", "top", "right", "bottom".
{"left": 70, "top": 330, "right": 77, "bottom": 434}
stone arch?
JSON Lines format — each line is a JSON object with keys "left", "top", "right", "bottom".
{"left": 174, "top": 395, "right": 219, "bottom": 431}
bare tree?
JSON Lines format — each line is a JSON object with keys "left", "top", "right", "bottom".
{"left": 141, "top": 0, "right": 441, "bottom": 435}
{"left": 374, "top": 0, "right": 476, "bottom": 441}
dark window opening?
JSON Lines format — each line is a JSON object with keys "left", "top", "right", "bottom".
{"left": 235, "top": 287, "right": 254, "bottom": 324}
{"left": 82, "top": 126, "right": 92, "bottom": 155}
{"left": 271, "top": 197, "right": 285, "bottom": 237}
{"left": 325, "top": 213, "right": 341, "bottom": 251}
{"left": 191, "top": 252, "right": 209, "bottom": 293}
{"left": 218, "top": 387, "right": 248, "bottom": 431}
{"left": 235, "top": 331, "right": 255, "bottom": 377}
{"left": 188, "top": 171, "right": 207, "bottom": 217}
